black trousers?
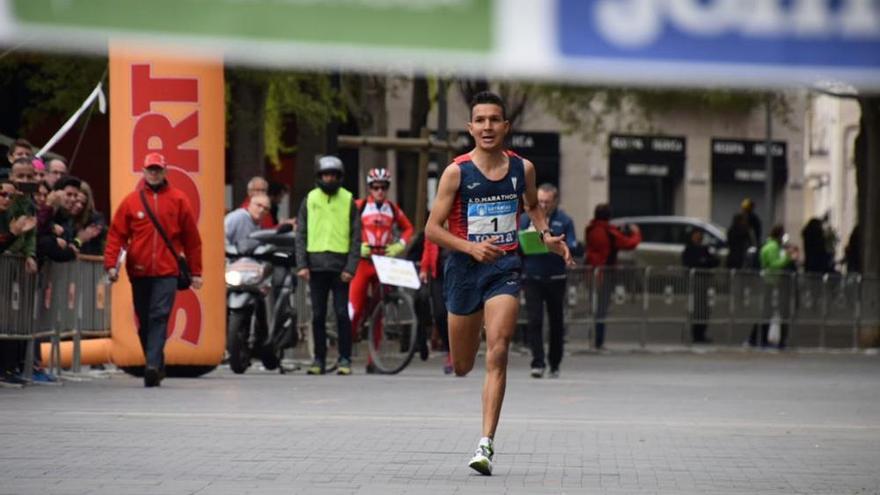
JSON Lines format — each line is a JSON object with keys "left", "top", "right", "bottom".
{"left": 308, "top": 271, "right": 352, "bottom": 363}
{"left": 524, "top": 278, "right": 566, "bottom": 370}
{"left": 428, "top": 275, "right": 449, "bottom": 352}
{"left": 131, "top": 277, "right": 178, "bottom": 370}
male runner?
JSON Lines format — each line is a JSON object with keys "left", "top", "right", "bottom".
{"left": 425, "top": 91, "right": 572, "bottom": 475}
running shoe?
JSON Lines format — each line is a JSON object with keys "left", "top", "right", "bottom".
{"left": 548, "top": 368, "right": 560, "bottom": 379}
{"left": 306, "top": 361, "right": 325, "bottom": 375}
{"left": 530, "top": 367, "right": 545, "bottom": 378}
{"left": 336, "top": 358, "right": 352, "bottom": 376}
{"left": 365, "top": 362, "right": 378, "bottom": 375}
{"left": 468, "top": 439, "right": 494, "bottom": 475}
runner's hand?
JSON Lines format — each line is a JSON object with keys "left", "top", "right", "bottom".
{"left": 467, "top": 237, "right": 504, "bottom": 263}
{"left": 191, "top": 276, "right": 203, "bottom": 290}
{"left": 107, "top": 268, "right": 119, "bottom": 283}
{"left": 545, "top": 233, "right": 574, "bottom": 266}
{"left": 419, "top": 271, "right": 429, "bottom": 284}
{"left": 297, "top": 268, "right": 310, "bottom": 281}
{"left": 341, "top": 271, "right": 353, "bottom": 283}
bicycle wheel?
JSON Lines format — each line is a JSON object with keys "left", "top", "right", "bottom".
{"left": 367, "top": 289, "right": 418, "bottom": 374}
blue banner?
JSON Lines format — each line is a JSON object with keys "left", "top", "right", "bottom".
{"left": 559, "top": 0, "right": 880, "bottom": 69}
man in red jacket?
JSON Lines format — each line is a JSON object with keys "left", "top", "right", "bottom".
{"left": 104, "top": 152, "right": 203, "bottom": 387}
{"left": 584, "top": 203, "right": 641, "bottom": 349}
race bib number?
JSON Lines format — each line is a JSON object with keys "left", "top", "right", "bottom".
{"left": 467, "top": 199, "right": 517, "bottom": 245}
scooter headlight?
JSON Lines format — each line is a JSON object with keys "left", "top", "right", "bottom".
{"left": 225, "top": 259, "right": 266, "bottom": 287}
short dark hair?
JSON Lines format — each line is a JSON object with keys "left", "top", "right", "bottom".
{"left": 11, "top": 157, "right": 33, "bottom": 169}
{"left": 10, "top": 138, "right": 33, "bottom": 152}
{"left": 594, "top": 203, "right": 612, "bottom": 220}
{"left": 770, "top": 224, "right": 785, "bottom": 240}
{"left": 268, "top": 181, "right": 288, "bottom": 197}
{"left": 537, "top": 183, "right": 558, "bottom": 197}
{"left": 469, "top": 91, "right": 507, "bottom": 120}
{"left": 54, "top": 175, "right": 81, "bottom": 191}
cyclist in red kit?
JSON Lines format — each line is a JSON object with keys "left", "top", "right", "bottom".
{"left": 349, "top": 168, "right": 414, "bottom": 373}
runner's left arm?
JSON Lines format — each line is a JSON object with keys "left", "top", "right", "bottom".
{"left": 523, "top": 159, "right": 572, "bottom": 264}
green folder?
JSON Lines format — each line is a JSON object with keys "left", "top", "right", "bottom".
{"left": 518, "top": 230, "right": 549, "bottom": 255}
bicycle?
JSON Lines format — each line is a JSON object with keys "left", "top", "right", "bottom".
{"left": 356, "top": 278, "right": 418, "bottom": 374}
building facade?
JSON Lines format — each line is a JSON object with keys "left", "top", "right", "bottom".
{"left": 382, "top": 83, "right": 859, "bottom": 252}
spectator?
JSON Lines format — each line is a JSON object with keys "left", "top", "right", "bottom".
{"left": 33, "top": 158, "right": 46, "bottom": 184}
{"left": 240, "top": 176, "right": 276, "bottom": 229}
{"left": 740, "top": 198, "right": 763, "bottom": 245}
{"left": 3, "top": 138, "right": 34, "bottom": 181}
{"left": 845, "top": 224, "right": 861, "bottom": 274}
{"left": 801, "top": 217, "right": 834, "bottom": 274}
{"left": 749, "top": 224, "right": 798, "bottom": 349}
{"left": 726, "top": 199, "right": 762, "bottom": 269}
{"left": 267, "top": 181, "right": 294, "bottom": 227}
{"left": 1, "top": 162, "right": 49, "bottom": 386}
{"left": 104, "top": 152, "right": 203, "bottom": 387}
{"left": 520, "top": 183, "right": 577, "bottom": 378}
{"left": 36, "top": 175, "right": 81, "bottom": 263}
{"left": 45, "top": 157, "right": 69, "bottom": 189}
{"left": 0, "top": 180, "right": 36, "bottom": 254}
{"left": 294, "top": 155, "right": 360, "bottom": 376}
{"left": 69, "top": 181, "right": 106, "bottom": 256}
{"left": 4, "top": 158, "right": 38, "bottom": 273}
{"left": 584, "top": 203, "right": 641, "bottom": 350}
{"left": 682, "top": 229, "right": 719, "bottom": 343}
{"left": 224, "top": 193, "right": 270, "bottom": 253}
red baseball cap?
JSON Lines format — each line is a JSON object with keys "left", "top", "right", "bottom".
{"left": 144, "top": 152, "right": 166, "bottom": 168}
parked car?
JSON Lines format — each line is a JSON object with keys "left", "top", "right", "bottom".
{"left": 610, "top": 216, "right": 729, "bottom": 268}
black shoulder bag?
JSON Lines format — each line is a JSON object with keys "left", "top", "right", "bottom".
{"left": 139, "top": 190, "right": 192, "bottom": 290}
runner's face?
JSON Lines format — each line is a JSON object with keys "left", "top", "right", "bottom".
{"left": 468, "top": 104, "right": 509, "bottom": 152}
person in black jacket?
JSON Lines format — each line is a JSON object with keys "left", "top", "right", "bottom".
{"left": 682, "top": 229, "right": 719, "bottom": 343}
{"left": 801, "top": 217, "right": 834, "bottom": 274}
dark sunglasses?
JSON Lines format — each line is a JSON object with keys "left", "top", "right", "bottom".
{"left": 370, "top": 184, "right": 389, "bottom": 191}
{"left": 0, "top": 191, "right": 11, "bottom": 198}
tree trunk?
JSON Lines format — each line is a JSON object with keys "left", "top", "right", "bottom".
{"left": 292, "top": 122, "right": 326, "bottom": 214}
{"left": 857, "top": 96, "right": 880, "bottom": 277}
{"left": 352, "top": 76, "right": 388, "bottom": 198}
{"left": 228, "top": 72, "right": 268, "bottom": 206}
{"left": 398, "top": 76, "right": 431, "bottom": 222}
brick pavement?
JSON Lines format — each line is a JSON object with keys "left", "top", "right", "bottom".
{"left": 1, "top": 349, "right": 879, "bottom": 495}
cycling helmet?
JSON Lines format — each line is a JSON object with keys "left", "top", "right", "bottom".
{"left": 366, "top": 168, "right": 391, "bottom": 185}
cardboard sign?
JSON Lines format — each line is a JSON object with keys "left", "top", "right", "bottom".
{"left": 372, "top": 256, "right": 421, "bottom": 290}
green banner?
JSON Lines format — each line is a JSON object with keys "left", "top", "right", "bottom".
{"left": 11, "top": 0, "right": 492, "bottom": 53}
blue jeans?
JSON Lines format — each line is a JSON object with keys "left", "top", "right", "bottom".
{"left": 131, "top": 277, "right": 178, "bottom": 369}
{"left": 308, "top": 271, "right": 352, "bottom": 364}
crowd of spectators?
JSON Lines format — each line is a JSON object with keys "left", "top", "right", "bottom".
{"left": 0, "top": 138, "right": 107, "bottom": 387}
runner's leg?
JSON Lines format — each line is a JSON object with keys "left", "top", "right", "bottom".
{"left": 481, "top": 294, "right": 518, "bottom": 439}
{"left": 448, "top": 311, "right": 484, "bottom": 376}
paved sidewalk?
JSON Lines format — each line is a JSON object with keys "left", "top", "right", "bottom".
{"left": 1, "top": 349, "right": 879, "bottom": 495}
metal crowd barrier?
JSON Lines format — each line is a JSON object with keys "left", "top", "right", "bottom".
{"left": 0, "top": 254, "right": 111, "bottom": 381}
{"left": 0, "top": 254, "right": 40, "bottom": 380}
{"left": 516, "top": 266, "right": 880, "bottom": 350}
